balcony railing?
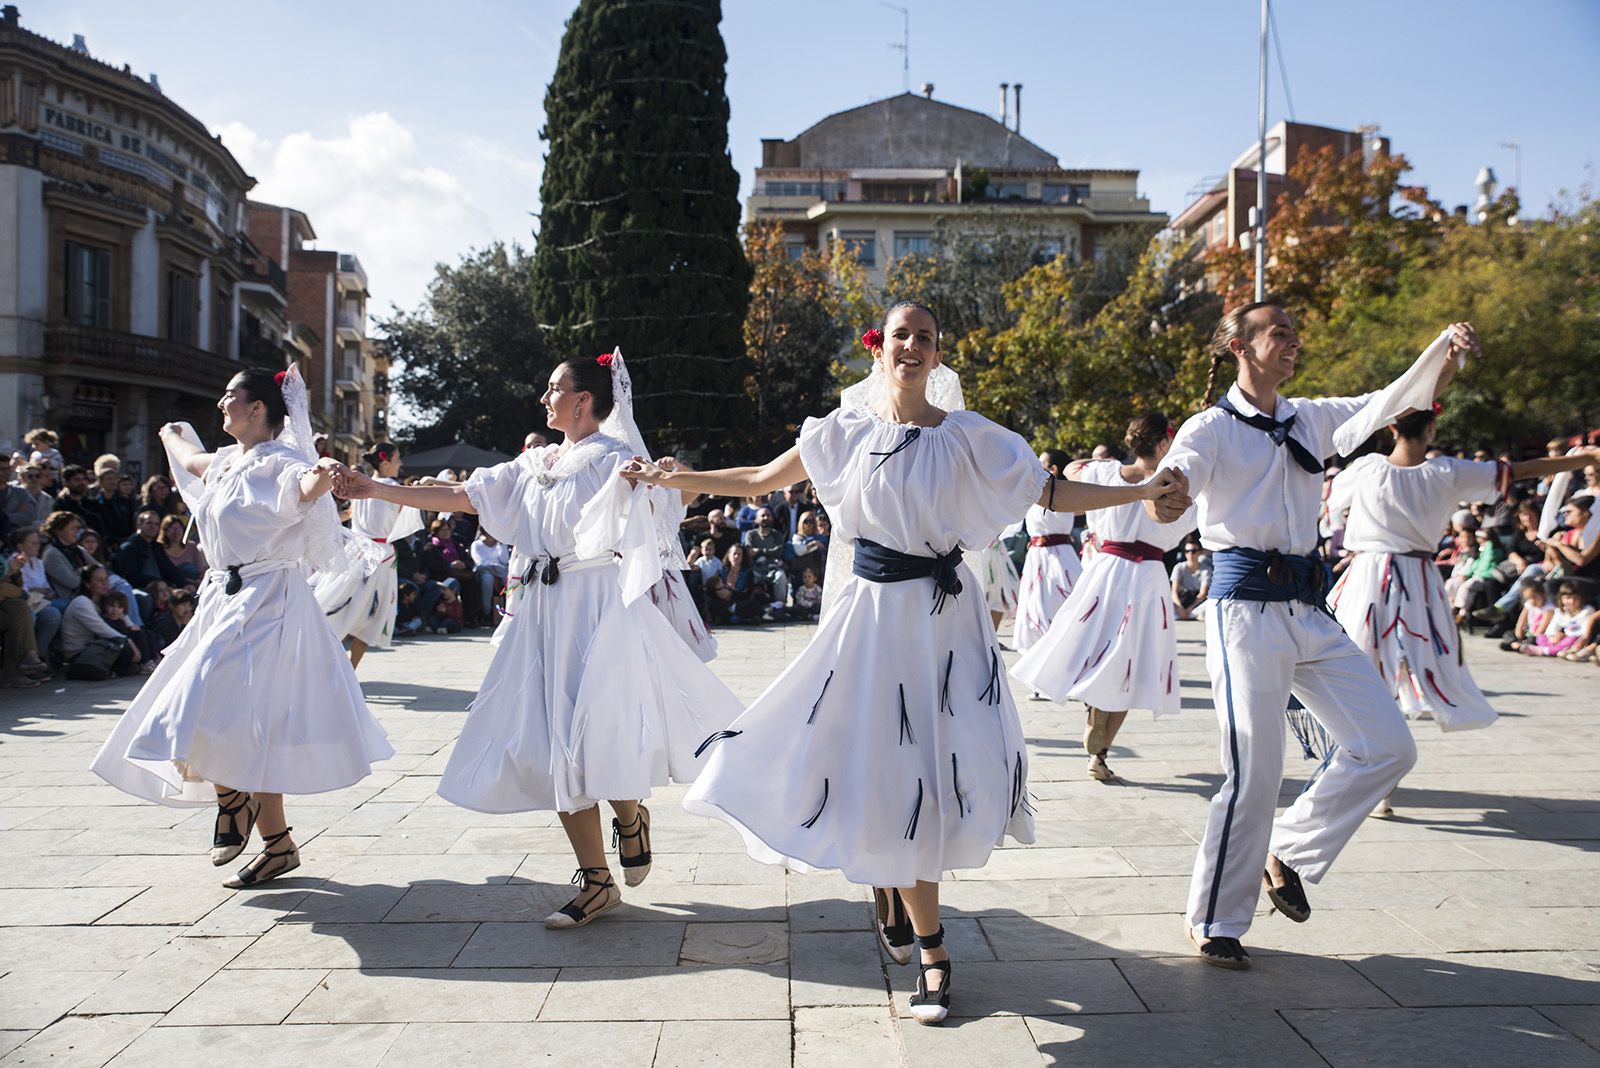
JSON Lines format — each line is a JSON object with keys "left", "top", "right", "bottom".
{"left": 44, "top": 323, "right": 238, "bottom": 394}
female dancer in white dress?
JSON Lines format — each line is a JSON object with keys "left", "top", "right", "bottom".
{"left": 1327, "top": 406, "right": 1599, "bottom": 812}
{"left": 623, "top": 304, "right": 1190, "bottom": 1024}
{"left": 313, "top": 442, "right": 422, "bottom": 667}
{"left": 1013, "top": 452, "right": 1082, "bottom": 653}
{"left": 91, "top": 367, "right": 393, "bottom": 888}
{"left": 1012, "top": 413, "right": 1196, "bottom": 780}
{"left": 333, "top": 350, "right": 742, "bottom": 928}
{"left": 970, "top": 533, "right": 1021, "bottom": 634}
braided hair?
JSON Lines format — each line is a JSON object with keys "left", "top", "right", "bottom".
{"left": 1202, "top": 300, "right": 1281, "bottom": 407}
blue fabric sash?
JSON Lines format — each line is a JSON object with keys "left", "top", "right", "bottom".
{"left": 1209, "top": 547, "right": 1328, "bottom": 607}
{"left": 853, "top": 537, "right": 963, "bottom": 614}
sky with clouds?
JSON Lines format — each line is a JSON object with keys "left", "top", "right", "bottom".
{"left": 28, "top": 0, "right": 1600, "bottom": 320}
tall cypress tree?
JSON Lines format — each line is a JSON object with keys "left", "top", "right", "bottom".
{"left": 532, "top": 0, "right": 751, "bottom": 454}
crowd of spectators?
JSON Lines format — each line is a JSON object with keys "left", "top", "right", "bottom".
{"left": 6, "top": 423, "right": 1596, "bottom": 691}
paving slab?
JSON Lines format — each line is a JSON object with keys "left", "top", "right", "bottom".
{"left": 0, "top": 1013, "right": 158, "bottom": 1067}
{"left": 1025, "top": 1010, "right": 1318, "bottom": 1067}
{"left": 286, "top": 967, "right": 556, "bottom": 1023}
{"left": 793, "top": 1006, "right": 898, "bottom": 1067}
{"left": 1348, "top": 951, "right": 1600, "bottom": 1007}
{"left": 104, "top": 1022, "right": 402, "bottom": 1067}
{"left": 377, "top": 1021, "right": 660, "bottom": 1066}
{"left": 1283, "top": 1006, "right": 1600, "bottom": 1067}
{"left": 655, "top": 1020, "right": 791, "bottom": 1067}
{"left": 535, "top": 964, "right": 789, "bottom": 1021}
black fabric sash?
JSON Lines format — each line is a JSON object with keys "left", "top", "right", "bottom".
{"left": 852, "top": 537, "right": 963, "bottom": 614}
{"left": 1214, "top": 395, "right": 1324, "bottom": 474}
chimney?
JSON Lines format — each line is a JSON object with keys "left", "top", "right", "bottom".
{"left": 1013, "top": 83, "right": 1023, "bottom": 133}
{"left": 3, "top": 7, "right": 20, "bottom": 28}
{"left": 999, "top": 82, "right": 1009, "bottom": 127}
{"left": 70, "top": 33, "right": 89, "bottom": 53}
{"left": 920, "top": 82, "right": 934, "bottom": 99}
{"left": 149, "top": 72, "right": 161, "bottom": 92}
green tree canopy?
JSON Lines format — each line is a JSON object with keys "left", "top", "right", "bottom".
{"left": 531, "top": 0, "right": 750, "bottom": 457}
{"left": 382, "top": 242, "right": 548, "bottom": 454}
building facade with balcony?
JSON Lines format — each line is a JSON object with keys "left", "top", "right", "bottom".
{"left": 747, "top": 91, "right": 1167, "bottom": 283}
{"left": 1170, "top": 120, "right": 1388, "bottom": 256}
{"left": 0, "top": 6, "right": 264, "bottom": 479}
{"left": 245, "top": 202, "right": 377, "bottom": 465}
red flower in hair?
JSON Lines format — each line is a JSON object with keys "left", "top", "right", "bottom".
{"left": 861, "top": 328, "right": 884, "bottom": 350}
{"left": 597, "top": 352, "right": 615, "bottom": 368}
{"left": 1432, "top": 401, "right": 1444, "bottom": 414}
{"left": 274, "top": 370, "right": 288, "bottom": 387}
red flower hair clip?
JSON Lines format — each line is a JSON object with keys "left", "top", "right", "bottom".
{"left": 861, "top": 328, "right": 884, "bottom": 350}
{"left": 1432, "top": 400, "right": 1444, "bottom": 415}
{"left": 596, "top": 352, "right": 615, "bottom": 368}
{"left": 274, "top": 370, "right": 288, "bottom": 387}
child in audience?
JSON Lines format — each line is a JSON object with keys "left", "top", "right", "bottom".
{"left": 1521, "top": 582, "right": 1594, "bottom": 657}
{"left": 1502, "top": 584, "right": 1552, "bottom": 653}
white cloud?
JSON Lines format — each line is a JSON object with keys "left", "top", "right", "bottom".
{"left": 218, "top": 112, "right": 538, "bottom": 316}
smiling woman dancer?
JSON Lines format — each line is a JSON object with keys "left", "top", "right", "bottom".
{"left": 312, "top": 442, "right": 422, "bottom": 668}
{"left": 623, "top": 303, "right": 1191, "bottom": 1024}
{"left": 1326, "top": 406, "right": 1600, "bottom": 814}
{"left": 91, "top": 366, "right": 393, "bottom": 888}
{"left": 334, "top": 349, "right": 742, "bottom": 928}
{"left": 1159, "top": 304, "right": 1473, "bottom": 969}
{"left": 1011, "top": 412, "right": 1196, "bottom": 781}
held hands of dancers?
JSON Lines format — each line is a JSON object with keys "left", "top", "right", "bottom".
{"left": 299, "top": 456, "right": 343, "bottom": 503}
{"left": 1145, "top": 468, "right": 1192, "bottom": 523}
{"left": 330, "top": 462, "right": 377, "bottom": 499}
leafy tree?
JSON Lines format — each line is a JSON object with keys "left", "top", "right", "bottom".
{"left": 530, "top": 0, "right": 750, "bottom": 456}
{"left": 742, "top": 220, "right": 874, "bottom": 453}
{"left": 382, "top": 242, "right": 548, "bottom": 453}
{"left": 959, "top": 234, "right": 1219, "bottom": 453}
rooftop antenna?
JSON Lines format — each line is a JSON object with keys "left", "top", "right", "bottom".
{"left": 1499, "top": 139, "right": 1521, "bottom": 197}
{"left": 880, "top": 2, "right": 909, "bottom": 93}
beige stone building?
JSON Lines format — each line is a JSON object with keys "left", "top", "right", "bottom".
{"left": 747, "top": 90, "right": 1166, "bottom": 282}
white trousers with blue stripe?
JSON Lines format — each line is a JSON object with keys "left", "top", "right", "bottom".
{"left": 1186, "top": 599, "right": 1418, "bottom": 940}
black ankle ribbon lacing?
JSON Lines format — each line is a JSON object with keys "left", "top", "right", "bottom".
{"left": 693, "top": 729, "right": 742, "bottom": 759}
{"left": 868, "top": 426, "right": 921, "bottom": 472}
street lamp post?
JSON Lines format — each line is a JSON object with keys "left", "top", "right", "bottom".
{"left": 1254, "top": 0, "right": 1269, "bottom": 303}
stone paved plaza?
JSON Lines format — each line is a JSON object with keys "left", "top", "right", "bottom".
{"left": 0, "top": 617, "right": 1597, "bottom": 1066}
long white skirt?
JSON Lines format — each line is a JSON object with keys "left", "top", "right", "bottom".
{"left": 1330, "top": 553, "right": 1496, "bottom": 730}
{"left": 1010, "top": 555, "right": 1180, "bottom": 715}
{"left": 312, "top": 552, "right": 398, "bottom": 648}
{"left": 438, "top": 564, "right": 742, "bottom": 814}
{"left": 1014, "top": 542, "right": 1082, "bottom": 651}
{"left": 969, "top": 542, "right": 1020, "bottom": 618}
{"left": 91, "top": 566, "right": 393, "bottom": 806}
{"left": 648, "top": 570, "right": 717, "bottom": 662}
{"left": 684, "top": 565, "right": 1035, "bottom": 887}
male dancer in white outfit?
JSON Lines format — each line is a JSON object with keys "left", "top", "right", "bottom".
{"left": 1159, "top": 302, "right": 1475, "bottom": 968}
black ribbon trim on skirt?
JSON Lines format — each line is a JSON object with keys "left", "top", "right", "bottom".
{"left": 694, "top": 729, "right": 743, "bottom": 759}
{"left": 852, "top": 537, "right": 963, "bottom": 615}
{"left": 952, "top": 753, "right": 966, "bottom": 818}
{"left": 801, "top": 778, "right": 830, "bottom": 829}
{"left": 905, "top": 777, "right": 924, "bottom": 840}
{"left": 898, "top": 683, "right": 916, "bottom": 745}
{"left": 1009, "top": 751, "right": 1025, "bottom": 818}
{"left": 939, "top": 651, "right": 955, "bottom": 717}
{"left": 979, "top": 646, "right": 1002, "bottom": 706}
{"left": 807, "top": 670, "right": 833, "bottom": 725}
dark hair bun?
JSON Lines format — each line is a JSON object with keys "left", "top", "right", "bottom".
{"left": 363, "top": 442, "right": 398, "bottom": 468}
{"left": 1125, "top": 412, "right": 1173, "bottom": 459}
{"left": 558, "top": 357, "right": 616, "bottom": 419}
{"left": 235, "top": 366, "right": 290, "bottom": 431}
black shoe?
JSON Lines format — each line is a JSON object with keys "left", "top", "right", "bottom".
{"left": 873, "top": 887, "right": 914, "bottom": 966}
{"left": 907, "top": 926, "right": 951, "bottom": 1025}
{"left": 210, "top": 790, "right": 260, "bottom": 866}
{"left": 544, "top": 866, "right": 620, "bottom": 929}
{"left": 1485, "top": 620, "right": 1513, "bottom": 639}
{"left": 223, "top": 827, "right": 299, "bottom": 888}
{"left": 1189, "top": 927, "right": 1251, "bottom": 969}
{"left": 613, "top": 806, "right": 652, "bottom": 888}
{"left": 1264, "top": 857, "right": 1311, "bottom": 922}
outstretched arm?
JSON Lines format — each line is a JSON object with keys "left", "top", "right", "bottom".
{"left": 1510, "top": 447, "right": 1600, "bottom": 483}
{"left": 623, "top": 446, "right": 807, "bottom": 499}
{"left": 158, "top": 423, "right": 212, "bottom": 479}
{"left": 333, "top": 466, "right": 478, "bottom": 514}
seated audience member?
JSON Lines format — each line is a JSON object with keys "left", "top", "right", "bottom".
{"left": 471, "top": 529, "right": 509, "bottom": 625}
{"left": 10, "top": 528, "right": 61, "bottom": 660}
{"left": 114, "top": 509, "right": 184, "bottom": 591}
{"left": 160, "top": 515, "right": 206, "bottom": 585}
{"left": 431, "top": 584, "right": 464, "bottom": 634}
{"left": 792, "top": 567, "right": 823, "bottom": 619}
{"left": 1521, "top": 581, "right": 1595, "bottom": 658}
{"left": 395, "top": 582, "right": 426, "bottom": 637}
{"left": 1171, "top": 541, "right": 1211, "bottom": 620}
{"left": 1, "top": 548, "right": 49, "bottom": 686}
{"left": 1448, "top": 527, "right": 1505, "bottom": 623}
{"left": 60, "top": 565, "right": 140, "bottom": 678}
{"left": 709, "top": 544, "right": 766, "bottom": 625}
{"left": 787, "top": 510, "right": 827, "bottom": 582}
{"left": 740, "top": 508, "right": 789, "bottom": 613}
{"left": 422, "top": 516, "right": 481, "bottom": 623}
{"left": 1502, "top": 584, "right": 1552, "bottom": 653}
{"left": 98, "top": 590, "right": 161, "bottom": 673}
